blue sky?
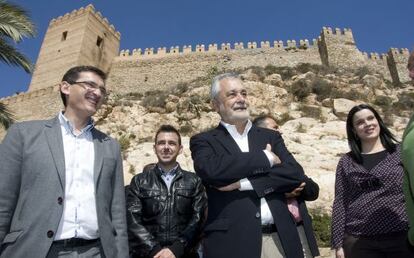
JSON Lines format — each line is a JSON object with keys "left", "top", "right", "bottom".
{"left": 1, "top": 0, "right": 413, "bottom": 98}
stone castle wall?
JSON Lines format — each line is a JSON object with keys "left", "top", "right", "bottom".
{"left": 108, "top": 39, "right": 321, "bottom": 94}
{"left": 109, "top": 27, "right": 409, "bottom": 94}
{"left": 29, "top": 4, "right": 120, "bottom": 92}
{"left": 0, "top": 86, "right": 63, "bottom": 138}
{"left": 0, "top": 4, "right": 411, "bottom": 131}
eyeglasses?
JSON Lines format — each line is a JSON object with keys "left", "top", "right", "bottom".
{"left": 69, "top": 81, "right": 107, "bottom": 96}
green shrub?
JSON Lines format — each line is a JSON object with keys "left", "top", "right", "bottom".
{"left": 95, "top": 105, "right": 113, "bottom": 126}
{"left": 125, "top": 92, "right": 143, "bottom": 100}
{"left": 309, "top": 209, "right": 331, "bottom": 247}
{"left": 128, "top": 165, "right": 136, "bottom": 175}
{"left": 207, "top": 66, "right": 219, "bottom": 78}
{"left": 172, "top": 82, "right": 188, "bottom": 95}
{"left": 118, "top": 134, "right": 131, "bottom": 152}
{"left": 299, "top": 104, "right": 323, "bottom": 120}
{"left": 311, "top": 77, "right": 333, "bottom": 101}
{"left": 141, "top": 90, "right": 169, "bottom": 108}
{"left": 296, "top": 63, "right": 313, "bottom": 74}
{"left": 177, "top": 94, "right": 204, "bottom": 117}
{"left": 248, "top": 66, "right": 266, "bottom": 81}
{"left": 180, "top": 122, "right": 193, "bottom": 135}
{"left": 382, "top": 109, "right": 394, "bottom": 127}
{"left": 264, "top": 65, "right": 297, "bottom": 80}
{"left": 393, "top": 93, "right": 414, "bottom": 112}
{"left": 331, "top": 89, "right": 367, "bottom": 101}
{"left": 355, "top": 66, "right": 372, "bottom": 79}
{"left": 277, "top": 112, "right": 291, "bottom": 125}
{"left": 374, "top": 95, "right": 393, "bottom": 108}
{"left": 290, "top": 80, "right": 311, "bottom": 101}
{"left": 296, "top": 63, "right": 338, "bottom": 75}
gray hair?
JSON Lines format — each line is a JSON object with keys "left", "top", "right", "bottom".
{"left": 210, "top": 72, "right": 240, "bottom": 100}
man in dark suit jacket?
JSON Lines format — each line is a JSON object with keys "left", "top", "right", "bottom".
{"left": 0, "top": 66, "right": 128, "bottom": 258}
{"left": 190, "top": 73, "right": 311, "bottom": 258}
{"left": 253, "top": 115, "right": 320, "bottom": 257}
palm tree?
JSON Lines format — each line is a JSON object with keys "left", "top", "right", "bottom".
{"left": 0, "top": 102, "right": 14, "bottom": 129}
{"left": 0, "top": 0, "right": 36, "bottom": 72}
{"left": 0, "top": 0, "right": 36, "bottom": 129}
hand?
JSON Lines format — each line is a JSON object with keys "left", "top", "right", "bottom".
{"left": 265, "top": 144, "right": 281, "bottom": 165}
{"left": 335, "top": 247, "right": 345, "bottom": 258}
{"left": 154, "top": 248, "right": 176, "bottom": 258}
{"left": 285, "top": 182, "right": 306, "bottom": 198}
{"left": 217, "top": 181, "right": 241, "bottom": 191}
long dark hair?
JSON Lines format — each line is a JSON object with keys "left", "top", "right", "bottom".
{"left": 346, "top": 104, "right": 398, "bottom": 163}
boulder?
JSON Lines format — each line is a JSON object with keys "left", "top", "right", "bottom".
{"left": 333, "top": 98, "right": 357, "bottom": 120}
{"left": 264, "top": 73, "right": 283, "bottom": 86}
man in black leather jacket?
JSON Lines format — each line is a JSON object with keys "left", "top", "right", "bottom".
{"left": 127, "top": 125, "right": 207, "bottom": 258}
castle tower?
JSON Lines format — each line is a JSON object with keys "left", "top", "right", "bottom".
{"left": 318, "top": 27, "right": 366, "bottom": 68}
{"left": 28, "top": 4, "right": 121, "bottom": 92}
{"left": 387, "top": 48, "right": 410, "bottom": 84}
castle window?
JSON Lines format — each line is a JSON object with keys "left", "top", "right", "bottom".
{"left": 96, "top": 36, "right": 103, "bottom": 47}
{"left": 61, "top": 31, "right": 68, "bottom": 41}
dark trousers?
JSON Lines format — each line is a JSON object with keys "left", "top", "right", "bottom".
{"left": 343, "top": 232, "right": 414, "bottom": 258}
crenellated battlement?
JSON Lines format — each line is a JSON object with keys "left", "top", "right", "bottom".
{"left": 118, "top": 37, "right": 318, "bottom": 59}
{"left": 362, "top": 52, "right": 388, "bottom": 61}
{"left": 321, "top": 27, "right": 353, "bottom": 38}
{"left": 388, "top": 48, "right": 410, "bottom": 56}
{"left": 387, "top": 48, "right": 411, "bottom": 83}
{"left": 49, "top": 4, "right": 121, "bottom": 39}
{"left": 0, "top": 86, "right": 57, "bottom": 105}
{"left": 2, "top": 4, "right": 411, "bottom": 127}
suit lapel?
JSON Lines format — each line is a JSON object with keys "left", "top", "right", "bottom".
{"left": 44, "top": 116, "right": 65, "bottom": 190}
{"left": 248, "top": 125, "right": 263, "bottom": 152}
{"left": 92, "top": 129, "right": 104, "bottom": 187}
{"left": 212, "top": 124, "right": 242, "bottom": 153}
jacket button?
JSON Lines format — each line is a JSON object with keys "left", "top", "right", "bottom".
{"left": 57, "top": 197, "right": 63, "bottom": 205}
{"left": 47, "top": 230, "right": 54, "bottom": 238}
{"left": 255, "top": 212, "right": 261, "bottom": 218}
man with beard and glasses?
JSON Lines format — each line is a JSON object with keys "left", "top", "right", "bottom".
{"left": 0, "top": 66, "right": 128, "bottom": 258}
{"left": 190, "top": 73, "right": 307, "bottom": 258}
{"left": 127, "top": 125, "right": 207, "bottom": 258}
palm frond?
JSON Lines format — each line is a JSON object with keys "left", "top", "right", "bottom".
{"left": 0, "top": 101, "right": 15, "bottom": 129}
{"left": 0, "top": 1, "right": 36, "bottom": 42}
{"left": 0, "top": 38, "right": 32, "bottom": 72}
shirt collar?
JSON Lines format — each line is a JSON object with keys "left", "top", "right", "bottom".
{"left": 58, "top": 111, "right": 94, "bottom": 136}
{"left": 220, "top": 119, "right": 252, "bottom": 137}
{"left": 157, "top": 163, "right": 179, "bottom": 176}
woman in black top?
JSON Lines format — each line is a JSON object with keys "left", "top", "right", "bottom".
{"left": 331, "top": 104, "right": 413, "bottom": 258}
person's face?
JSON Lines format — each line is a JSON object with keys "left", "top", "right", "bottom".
{"left": 352, "top": 109, "right": 380, "bottom": 143}
{"left": 154, "top": 132, "right": 183, "bottom": 167}
{"left": 61, "top": 71, "right": 106, "bottom": 117}
{"left": 213, "top": 78, "right": 250, "bottom": 124}
{"left": 262, "top": 118, "right": 281, "bottom": 133}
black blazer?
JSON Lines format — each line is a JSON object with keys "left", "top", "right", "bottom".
{"left": 190, "top": 124, "right": 318, "bottom": 258}
{"left": 296, "top": 176, "right": 320, "bottom": 257}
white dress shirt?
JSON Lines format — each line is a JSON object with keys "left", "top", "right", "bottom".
{"left": 220, "top": 120, "right": 275, "bottom": 225}
{"left": 54, "top": 112, "right": 99, "bottom": 240}
{"left": 158, "top": 163, "right": 179, "bottom": 191}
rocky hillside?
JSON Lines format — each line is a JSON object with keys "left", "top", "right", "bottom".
{"left": 94, "top": 63, "right": 414, "bottom": 214}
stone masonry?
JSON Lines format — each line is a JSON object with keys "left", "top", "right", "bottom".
{"left": 0, "top": 4, "right": 410, "bottom": 127}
